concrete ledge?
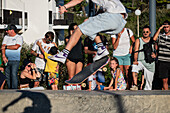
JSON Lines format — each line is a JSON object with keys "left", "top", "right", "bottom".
{"left": 0, "top": 90, "right": 170, "bottom": 113}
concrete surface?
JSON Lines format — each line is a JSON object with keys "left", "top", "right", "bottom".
{"left": 0, "top": 90, "right": 170, "bottom": 113}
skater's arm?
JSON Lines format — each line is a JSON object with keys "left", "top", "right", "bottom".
{"left": 59, "top": 0, "right": 83, "bottom": 14}
{"left": 133, "top": 39, "right": 139, "bottom": 65}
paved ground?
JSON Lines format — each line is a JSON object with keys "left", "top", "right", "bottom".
{"left": 0, "top": 90, "right": 170, "bottom": 113}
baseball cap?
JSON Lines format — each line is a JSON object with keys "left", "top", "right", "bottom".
{"left": 5, "top": 24, "right": 17, "bottom": 31}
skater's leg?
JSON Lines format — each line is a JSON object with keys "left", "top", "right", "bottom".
{"left": 48, "top": 27, "right": 82, "bottom": 63}
{"left": 65, "top": 27, "right": 82, "bottom": 51}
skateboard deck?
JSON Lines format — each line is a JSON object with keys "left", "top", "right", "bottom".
{"left": 65, "top": 56, "right": 110, "bottom": 84}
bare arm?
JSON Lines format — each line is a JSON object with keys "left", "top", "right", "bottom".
{"left": 1, "top": 44, "right": 8, "bottom": 64}
{"left": 108, "top": 77, "right": 114, "bottom": 88}
{"left": 129, "top": 35, "right": 135, "bottom": 54}
{"left": 21, "top": 70, "right": 36, "bottom": 80}
{"left": 153, "top": 25, "right": 165, "bottom": 41}
{"left": 111, "top": 34, "right": 121, "bottom": 50}
{"left": 37, "top": 41, "right": 45, "bottom": 54}
{"left": 59, "top": 0, "right": 83, "bottom": 14}
{"left": 1, "top": 44, "right": 21, "bottom": 50}
{"left": 114, "top": 69, "right": 121, "bottom": 90}
{"left": 133, "top": 39, "right": 140, "bottom": 65}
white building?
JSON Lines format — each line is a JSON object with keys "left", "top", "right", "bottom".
{"left": 0, "top": 0, "right": 72, "bottom": 45}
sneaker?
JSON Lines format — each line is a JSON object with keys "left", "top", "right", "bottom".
{"left": 93, "top": 46, "right": 109, "bottom": 62}
{"left": 130, "top": 85, "right": 138, "bottom": 90}
{"left": 48, "top": 51, "right": 67, "bottom": 64}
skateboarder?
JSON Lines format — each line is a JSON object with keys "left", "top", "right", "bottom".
{"left": 49, "top": 0, "right": 127, "bottom": 64}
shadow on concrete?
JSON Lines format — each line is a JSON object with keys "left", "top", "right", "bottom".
{"left": 96, "top": 90, "right": 126, "bottom": 113}
{"left": 2, "top": 90, "right": 51, "bottom": 113}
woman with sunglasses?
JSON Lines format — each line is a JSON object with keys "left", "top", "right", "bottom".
{"left": 20, "top": 59, "right": 44, "bottom": 90}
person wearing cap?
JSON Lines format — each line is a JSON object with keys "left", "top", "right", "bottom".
{"left": 1, "top": 24, "right": 23, "bottom": 89}
{"left": 153, "top": 20, "right": 170, "bottom": 90}
{"left": 30, "top": 31, "right": 57, "bottom": 88}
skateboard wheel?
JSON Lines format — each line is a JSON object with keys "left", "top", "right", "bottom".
{"left": 102, "top": 67, "right": 107, "bottom": 72}
{"left": 81, "top": 83, "right": 86, "bottom": 88}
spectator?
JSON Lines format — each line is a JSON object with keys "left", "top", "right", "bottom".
{"left": 31, "top": 31, "right": 57, "bottom": 87}
{"left": 153, "top": 20, "right": 170, "bottom": 90}
{"left": 111, "top": 27, "right": 135, "bottom": 89}
{"left": 104, "top": 57, "right": 127, "bottom": 90}
{"left": 65, "top": 23, "right": 84, "bottom": 80}
{"left": 20, "top": 59, "right": 44, "bottom": 90}
{"left": 1, "top": 24, "right": 23, "bottom": 89}
{"left": 130, "top": 25, "right": 156, "bottom": 90}
{"left": 37, "top": 42, "right": 59, "bottom": 90}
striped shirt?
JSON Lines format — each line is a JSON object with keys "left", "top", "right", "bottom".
{"left": 158, "top": 33, "right": 170, "bottom": 62}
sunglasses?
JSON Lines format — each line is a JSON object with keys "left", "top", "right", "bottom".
{"left": 27, "top": 65, "right": 31, "bottom": 67}
{"left": 143, "top": 31, "right": 149, "bottom": 33}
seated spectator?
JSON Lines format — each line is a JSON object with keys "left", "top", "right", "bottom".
{"left": 37, "top": 41, "right": 59, "bottom": 90}
{"left": 104, "top": 57, "right": 127, "bottom": 90}
{"left": 20, "top": 59, "right": 44, "bottom": 90}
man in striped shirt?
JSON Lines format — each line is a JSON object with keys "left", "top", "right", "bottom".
{"left": 153, "top": 20, "right": 170, "bottom": 90}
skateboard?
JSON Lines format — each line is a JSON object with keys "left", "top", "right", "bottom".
{"left": 65, "top": 56, "right": 110, "bottom": 84}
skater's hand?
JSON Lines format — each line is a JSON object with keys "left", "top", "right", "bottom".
{"left": 59, "top": 5, "right": 67, "bottom": 14}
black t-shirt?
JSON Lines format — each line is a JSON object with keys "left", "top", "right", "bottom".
{"left": 84, "top": 35, "right": 108, "bottom": 63}
{"left": 65, "top": 36, "right": 84, "bottom": 60}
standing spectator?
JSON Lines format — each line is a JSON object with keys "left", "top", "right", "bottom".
{"left": 111, "top": 27, "right": 135, "bottom": 89}
{"left": 84, "top": 34, "right": 108, "bottom": 90}
{"left": 1, "top": 24, "right": 23, "bottom": 89}
{"left": 65, "top": 23, "right": 84, "bottom": 80}
{"left": 37, "top": 41, "right": 59, "bottom": 90}
{"left": 153, "top": 20, "right": 170, "bottom": 90}
{"left": 31, "top": 31, "right": 57, "bottom": 87}
{"left": 130, "top": 25, "right": 156, "bottom": 90}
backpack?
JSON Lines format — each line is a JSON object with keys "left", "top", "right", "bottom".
{"left": 136, "top": 38, "right": 155, "bottom": 64}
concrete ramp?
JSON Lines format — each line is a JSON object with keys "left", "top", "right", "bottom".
{"left": 0, "top": 90, "right": 170, "bottom": 113}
